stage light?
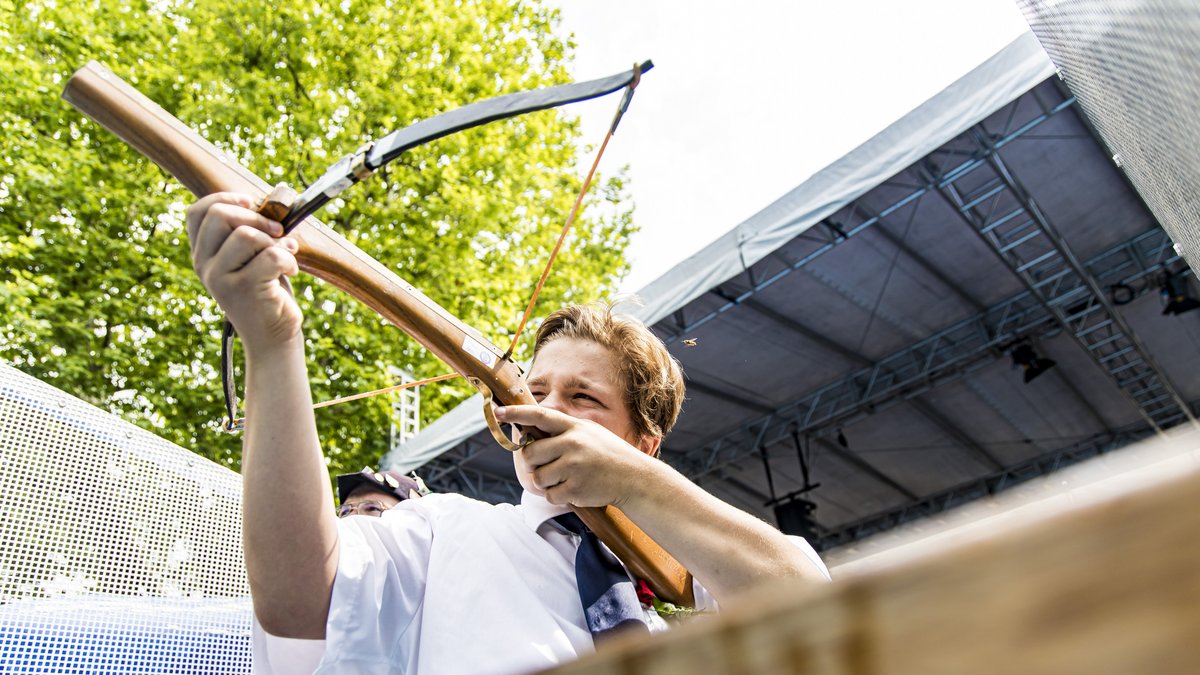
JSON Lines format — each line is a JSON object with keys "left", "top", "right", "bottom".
{"left": 1011, "top": 343, "right": 1056, "bottom": 384}
{"left": 1161, "top": 272, "right": 1200, "bottom": 316}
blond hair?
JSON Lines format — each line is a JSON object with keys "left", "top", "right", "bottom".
{"left": 533, "top": 304, "right": 685, "bottom": 445}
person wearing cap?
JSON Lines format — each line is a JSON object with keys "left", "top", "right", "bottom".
{"left": 186, "top": 195, "right": 830, "bottom": 675}
{"left": 335, "top": 467, "right": 425, "bottom": 518}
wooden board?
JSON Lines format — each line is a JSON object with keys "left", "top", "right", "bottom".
{"left": 545, "top": 431, "right": 1200, "bottom": 674}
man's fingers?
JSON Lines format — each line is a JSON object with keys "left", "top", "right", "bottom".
{"left": 516, "top": 435, "right": 563, "bottom": 471}
{"left": 495, "top": 404, "right": 571, "bottom": 435}
{"left": 240, "top": 240, "right": 300, "bottom": 284}
{"left": 185, "top": 192, "right": 257, "bottom": 243}
{"left": 541, "top": 480, "right": 572, "bottom": 506}
{"left": 191, "top": 201, "right": 283, "bottom": 270}
{"left": 204, "top": 227, "right": 293, "bottom": 291}
{"left": 531, "top": 462, "right": 566, "bottom": 493}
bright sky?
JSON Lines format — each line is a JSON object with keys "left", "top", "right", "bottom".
{"left": 547, "top": 0, "right": 1032, "bottom": 292}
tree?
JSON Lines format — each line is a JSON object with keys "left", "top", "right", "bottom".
{"left": 0, "top": 0, "right": 636, "bottom": 475}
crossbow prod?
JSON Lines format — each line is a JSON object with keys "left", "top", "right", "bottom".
{"left": 62, "top": 60, "right": 694, "bottom": 606}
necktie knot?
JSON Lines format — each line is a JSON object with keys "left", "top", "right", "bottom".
{"left": 552, "top": 512, "right": 588, "bottom": 536}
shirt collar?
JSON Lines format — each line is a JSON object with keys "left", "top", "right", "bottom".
{"left": 519, "top": 490, "right": 571, "bottom": 531}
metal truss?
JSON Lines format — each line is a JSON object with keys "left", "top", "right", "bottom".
{"left": 927, "top": 123, "right": 1194, "bottom": 432}
{"left": 811, "top": 412, "right": 1189, "bottom": 550}
{"left": 657, "top": 87, "right": 1077, "bottom": 343}
{"left": 420, "top": 439, "right": 522, "bottom": 503}
{"left": 672, "top": 226, "right": 1187, "bottom": 483}
{"left": 428, "top": 227, "right": 1187, "bottom": 504}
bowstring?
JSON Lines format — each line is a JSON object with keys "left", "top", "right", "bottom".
{"left": 311, "top": 372, "right": 460, "bottom": 410}
{"left": 504, "top": 64, "right": 643, "bottom": 361}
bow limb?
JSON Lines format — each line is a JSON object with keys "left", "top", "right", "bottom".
{"left": 283, "top": 60, "right": 653, "bottom": 230}
{"left": 62, "top": 61, "right": 695, "bottom": 607}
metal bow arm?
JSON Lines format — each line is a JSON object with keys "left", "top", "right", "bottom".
{"left": 281, "top": 60, "right": 653, "bottom": 231}
{"left": 61, "top": 61, "right": 694, "bottom": 607}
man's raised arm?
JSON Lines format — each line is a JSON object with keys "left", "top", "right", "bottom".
{"left": 186, "top": 193, "right": 337, "bottom": 638}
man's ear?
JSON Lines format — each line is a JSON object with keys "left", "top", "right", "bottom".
{"left": 636, "top": 435, "right": 662, "bottom": 458}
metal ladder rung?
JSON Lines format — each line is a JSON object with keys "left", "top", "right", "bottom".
{"left": 1151, "top": 411, "right": 1187, "bottom": 427}
{"left": 1117, "top": 373, "right": 1154, "bottom": 390}
{"left": 1064, "top": 304, "right": 1104, "bottom": 323}
{"left": 1128, "top": 383, "right": 1165, "bottom": 399}
{"left": 999, "top": 228, "right": 1044, "bottom": 254}
{"left": 960, "top": 181, "right": 1007, "bottom": 212}
{"left": 1098, "top": 346, "right": 1134, "bottom": 363}
{"left": 1076, "top": 319, "right": 1114, "bottom": 338}
{"left": 1047, "top": 285, "right": 1088, "bottom": 306}
{"left": 1138, "top": 393, "right": 1174, "bottom": 408}
{"left": 1108, "top": 359, "right": 1146, "bottom": 376}
{"left": 1028, "top": 256, "right": 1069, "bottom": 280}
{"left": 1085, "top": 333, "right": 1124, "bottom": 352}
{"left": 1143, "top": 403, "right": 1179, "bottom": 420}
{"left": 1017, "top": 249, "right": 1060, "bottom": 274}
{"left": 981, "top": 208, "right": 1029, "bottom": 236}
{"left": 1032, "top": 267, "right": 1074, "bottom": 290}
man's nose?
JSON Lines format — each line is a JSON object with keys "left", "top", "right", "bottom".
{"left": 538, "top": 390, "right": 566, "bottom": 412}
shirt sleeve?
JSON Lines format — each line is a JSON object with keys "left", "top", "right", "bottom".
{"left": 252, "top": 620, "right": 326, "bottom": 675}
{"left": 787, "top": 535, "right": 832, "bottom": 581}
{"left": 321, "top": 506, "right": 435, "bottom": 665}
{"left": 250, "top": 508, "right": 436, "bottom": 674}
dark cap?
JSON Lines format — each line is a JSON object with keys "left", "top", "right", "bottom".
{"left": 336, "top": 467, "right": 426, "bottom": 504}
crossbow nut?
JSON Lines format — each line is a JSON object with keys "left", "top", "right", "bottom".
{"left": 350, "top": 142, "right": 376, "bottom": 181}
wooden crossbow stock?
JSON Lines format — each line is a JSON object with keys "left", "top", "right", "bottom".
{"left": 62, "top": 61, "right": 694, "bottom": 606}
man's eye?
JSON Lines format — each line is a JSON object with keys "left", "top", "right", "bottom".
{"left": 574, "top": 393, "right": 598, "bottom": 403}
{"left": 530, "top": 391, "right": 546, "bottom": 401}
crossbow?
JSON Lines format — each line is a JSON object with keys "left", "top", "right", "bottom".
{"left": 62, "top": 60, "right": 694, "bottom": 606}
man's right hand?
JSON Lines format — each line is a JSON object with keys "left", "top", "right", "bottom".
{"left": 185, "top": 192, "right": 302, "bottom": 352}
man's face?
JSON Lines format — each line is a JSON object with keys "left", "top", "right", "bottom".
{"left": 337, "top": 488, "right": 401, "bottom": 518}
{"left": 513, "top": 337, "right": 655, "bottom": 494}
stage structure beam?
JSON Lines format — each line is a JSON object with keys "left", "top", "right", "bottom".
{"left": 927, "top": 122, "right": 1194, "bottom": 432}
{"left": 672, "top": 226, "right": 1188, "bottom": 483}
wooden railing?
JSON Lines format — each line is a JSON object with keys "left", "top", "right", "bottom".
{"left": 545, "top": 426, "right": 1200, "bottom": 674}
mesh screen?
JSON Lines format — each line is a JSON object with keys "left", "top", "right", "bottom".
{"left": 1017, "top": 1, "right": 1200, "bottom": 273}
{"left": 0, "top": 363, "right": 252, "bottom": 672}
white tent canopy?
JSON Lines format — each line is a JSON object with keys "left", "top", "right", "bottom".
{"left": 385, "top": 32, "right": 1057, "bottom": 473}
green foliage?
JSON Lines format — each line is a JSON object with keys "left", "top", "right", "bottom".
{"left": 0, "top": 0, "right": 637, "bottom": 475}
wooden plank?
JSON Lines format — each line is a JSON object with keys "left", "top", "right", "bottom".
{"left": 545, "top": 436, "right": 1200, "bottom": 674}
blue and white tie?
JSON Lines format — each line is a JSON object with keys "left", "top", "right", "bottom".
{"left": 554, "top": 513, "right": 650, "bottom": 641}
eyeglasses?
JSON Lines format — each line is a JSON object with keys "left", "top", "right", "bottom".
{"left": 337, "top": 500, "right": 390, "bottom": 518}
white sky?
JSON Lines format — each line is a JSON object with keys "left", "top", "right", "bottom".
{"left": 546, "top": 0, "right": 1032, "bottom": 292}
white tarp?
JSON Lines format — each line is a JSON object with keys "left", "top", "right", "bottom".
{"left": 384, "top": 31, "right": 1056, "bottom": 473}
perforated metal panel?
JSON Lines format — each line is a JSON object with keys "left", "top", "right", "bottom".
{"left": 0, "top": 363, "right": 252, "bottom": 672}
{"left": 1018, "top": 1, "right": 1200, "bottom": 273}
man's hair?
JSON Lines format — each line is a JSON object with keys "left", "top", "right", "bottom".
{"left": 533, "top": 304, "right": 685, "bottom": 445}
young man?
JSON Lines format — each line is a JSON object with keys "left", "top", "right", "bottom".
{"left": 186, "top": 194, "right": 829, "bottom": 674}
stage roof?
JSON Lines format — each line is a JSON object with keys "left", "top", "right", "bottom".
{"left": 384, "top": 31, "right": 1200, "bottom": 550}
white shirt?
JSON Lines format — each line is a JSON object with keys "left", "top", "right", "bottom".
{"left": 254, "top": 491, "right": 828, "bottom": 674}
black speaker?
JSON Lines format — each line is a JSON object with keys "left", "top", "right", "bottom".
{"left": 774, "top": 497, "right": 818, "bottom": 541}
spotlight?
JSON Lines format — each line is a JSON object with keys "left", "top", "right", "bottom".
{"left": 1011, "top": 343, "right": 1056, "bottom": 384}
{"left": 1161, "top": 272, "right": 1200, "bottom": 316}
